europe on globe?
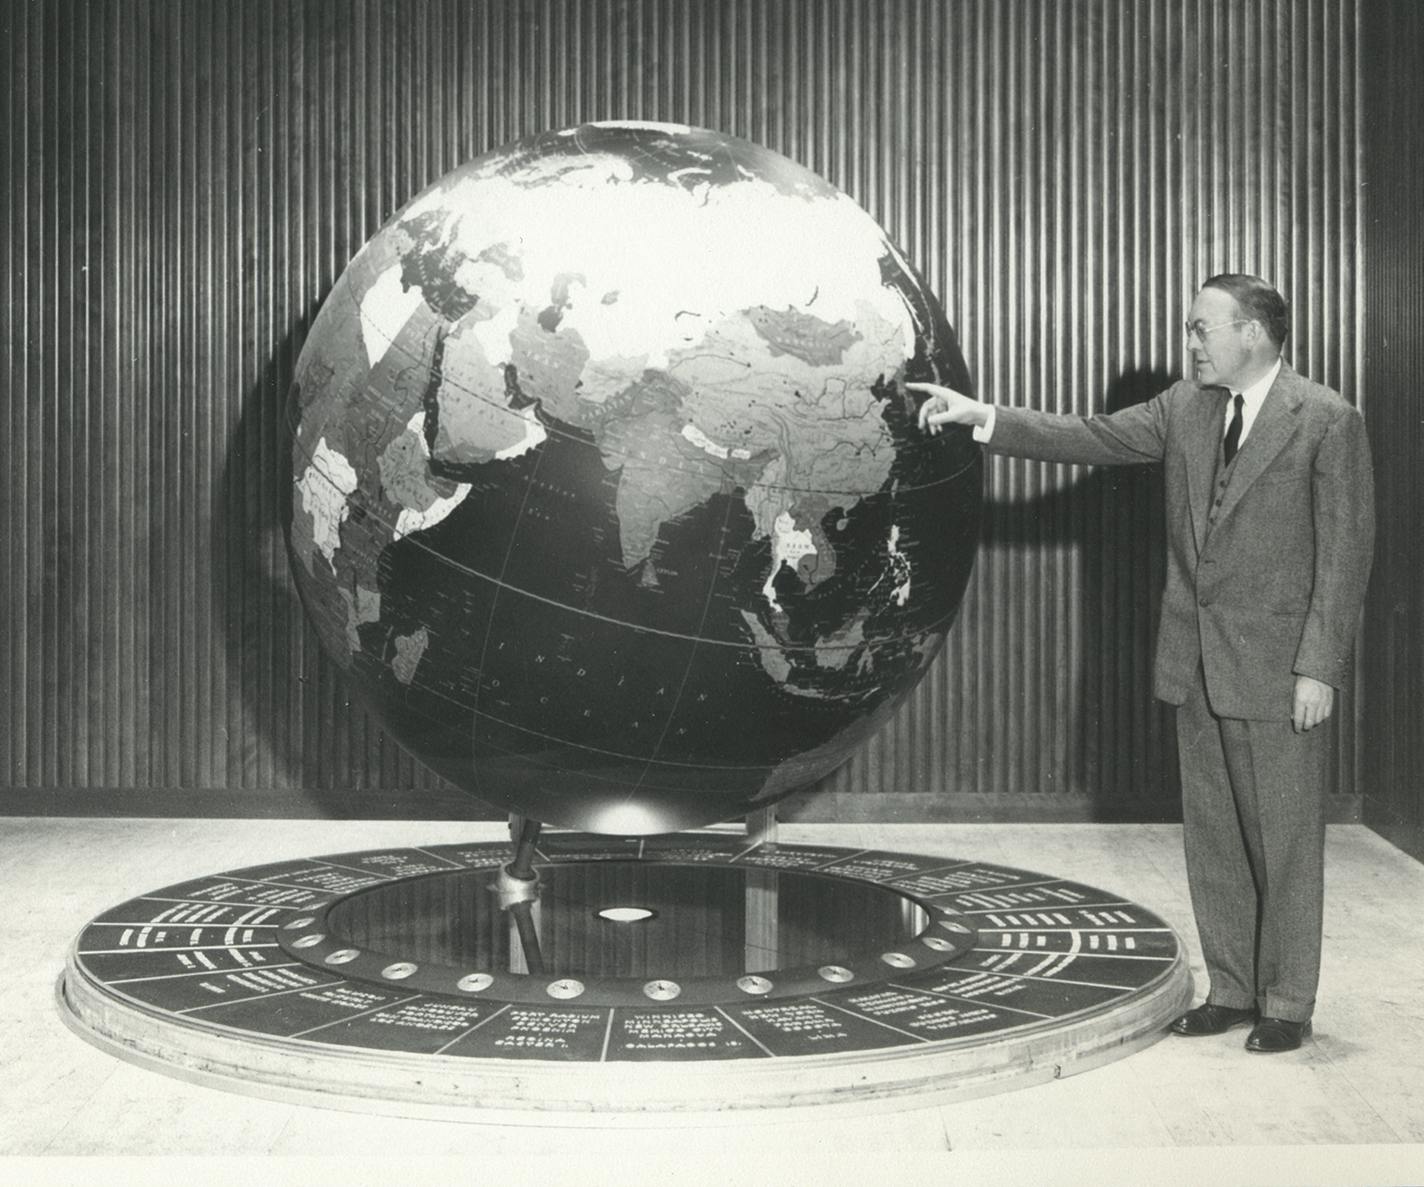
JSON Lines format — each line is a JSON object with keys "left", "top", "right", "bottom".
{"left": 286, "top": 121, "right": 981, "bottom": 832}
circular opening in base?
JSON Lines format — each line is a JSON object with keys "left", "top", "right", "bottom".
{"left": 324, "top": 861, "right": 928, "bottom": 980}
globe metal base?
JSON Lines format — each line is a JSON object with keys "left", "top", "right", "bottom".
{"left": 58, "top": 833, "right": 1192, "bottom": 1125}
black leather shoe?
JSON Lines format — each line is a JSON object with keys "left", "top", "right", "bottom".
{"left": 1245, "top": 1017, "right": 1312, "bottom": 1053}
{"left": 1168, "top": 1002, "right": 1257, "bottom": 1036}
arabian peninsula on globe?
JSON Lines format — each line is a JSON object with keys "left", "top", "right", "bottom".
{"left": 286, "top": 121, "right": 981, "bottom": 832}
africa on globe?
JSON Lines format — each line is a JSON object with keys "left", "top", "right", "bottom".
{"left": 286, "top": 121, "right": 981, "bottom": 832}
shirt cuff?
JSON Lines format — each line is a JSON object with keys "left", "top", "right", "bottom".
{"left": 971, "top": 404, "right": 997, "bottom": 443}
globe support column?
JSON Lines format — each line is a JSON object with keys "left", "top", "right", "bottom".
{"left": 506, "top": 816, "right": 543, "bottom": 882}
{"left": 495, "top": 816, "right": 546, "bottom": 973}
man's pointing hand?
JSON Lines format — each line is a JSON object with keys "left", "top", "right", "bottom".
{"left": 907, "top": 382, "right": 991, "bottom": 435}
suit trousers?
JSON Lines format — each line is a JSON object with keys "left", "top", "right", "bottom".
{"left": 1176, "top": 667, "right": 1328, "bottom": 1023}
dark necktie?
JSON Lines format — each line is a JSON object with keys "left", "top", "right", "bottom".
{"left": 1223, "top": 392, "right": 1244, "bottom": 465}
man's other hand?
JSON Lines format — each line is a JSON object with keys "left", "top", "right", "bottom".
{"left": 907, "top": 382, "right": 990, "bottom": 435}
{"left": 1292, "top": 675, "right": 1335, "bottom": 733}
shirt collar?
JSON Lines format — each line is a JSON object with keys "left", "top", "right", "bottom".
{"left": 1231, "top": 357, "right": 1282, "bottom": 413}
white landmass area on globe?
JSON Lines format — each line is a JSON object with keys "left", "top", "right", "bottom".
{"left": 385, "top": 412, "right": 474, "bottom": 541}
{"left": 298, "top": 437, "right": 359, "bottom": 563}
{"left": 399, "top": 154, "right": 916, "bottom": 395}
{"left": 763, "top": 512, "right": 817, "bottom": 613}
{"left": 888, "top": 525, "right": 911, "bottom": 606}
{"left": 359, "top": 264, "right": 425, "bottom": 370}
{"left": 680, "top": 423, "right": 752, "bottom": 460}
{"left": 868, "top": 524, "right": 913, "bottom": 607}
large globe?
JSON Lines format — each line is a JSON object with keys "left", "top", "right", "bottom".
{"left": 286, "top": 122, "right": 981, "bottom": 833}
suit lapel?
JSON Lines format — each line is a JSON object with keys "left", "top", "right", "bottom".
{"left": 1215, "top": 363, "right": 1305, "bottom": 525}
{"left": 1186, "top": 385, "right": 1228, "bottom": 555}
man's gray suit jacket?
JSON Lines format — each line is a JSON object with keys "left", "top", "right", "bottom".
{"left": 986, "top": 363, "right": 1375, "bottom": 720}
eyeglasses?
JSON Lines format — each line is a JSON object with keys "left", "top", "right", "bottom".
{"left": 1184, "top": 318, "right": 1251, "bottom": 343}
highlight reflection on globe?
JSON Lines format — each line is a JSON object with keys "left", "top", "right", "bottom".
{"left": 286, "top": 121, "right": 981, "bottom": 833}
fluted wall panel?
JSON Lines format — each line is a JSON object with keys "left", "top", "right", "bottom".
{"left": 1360, "top": 0, "right": 1424, "bottom": 862}
{"left": 2, "top": 0, "right": 1363, "bottom": 821}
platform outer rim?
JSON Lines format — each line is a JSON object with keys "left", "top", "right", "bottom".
{"left": 58, "top": 942, "right": 1193, "bottom": 1126}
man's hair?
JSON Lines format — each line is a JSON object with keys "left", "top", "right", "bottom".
{"left": 1202, "top": 273, "right": 1290, "bottom": 347}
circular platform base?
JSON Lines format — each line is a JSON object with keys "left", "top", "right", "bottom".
{"left": 59, "top": 833, "right": 1191, "bottom": 1123}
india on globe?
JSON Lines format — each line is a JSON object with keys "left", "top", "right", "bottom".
{"left": 286, "top": 121, "right": 981, "bottom": 832}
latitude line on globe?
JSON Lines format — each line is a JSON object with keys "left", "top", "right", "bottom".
{"left": 298, "top": 510, "right": 967, "bottom": 650}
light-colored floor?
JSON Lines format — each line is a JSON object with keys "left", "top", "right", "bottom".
{"left": 2, "top": 817, "right": 1423, "bottom": 1184}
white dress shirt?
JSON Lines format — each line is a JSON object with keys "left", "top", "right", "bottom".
{"left": 1225, "top": 357, "right": 1281, "bottom": 449}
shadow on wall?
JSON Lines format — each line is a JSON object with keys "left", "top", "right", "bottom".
{"left": 210, "top": 311, "right": 475, "bottom": 820}
{"left": 981, "top": 367, "right": 1182, "bottom": 821}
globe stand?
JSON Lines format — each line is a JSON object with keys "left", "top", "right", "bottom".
{"left": 493, "top": 816, "right": 546, "bottom": 974}
{"left": 504, "top": 815, "right": 545, "bottom": 880}
{"left": 58, "top": 824, "right": 1192, "bottom": 1124}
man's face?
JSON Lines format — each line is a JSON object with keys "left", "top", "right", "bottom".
{"left": 1186, "top": 287, "right": 1253, "bottom": 389}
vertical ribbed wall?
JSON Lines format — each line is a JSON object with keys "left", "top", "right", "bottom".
{"left": 1360, "top": 1, "right": 1424, "bottom": 862}
{"left": 1, "top": 0, "right": 1362, "bottom": 820}
{"left": 813, "top": 0, "right": 1364, "bottom": 820}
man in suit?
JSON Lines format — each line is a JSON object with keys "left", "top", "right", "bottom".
{"left": 909, "top": 274, "right": 1374, "bottom": 1053}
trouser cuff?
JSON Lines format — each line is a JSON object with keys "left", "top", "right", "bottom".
{"left": 1262, "top": 996, "right": 1314, "bottom": 1023}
